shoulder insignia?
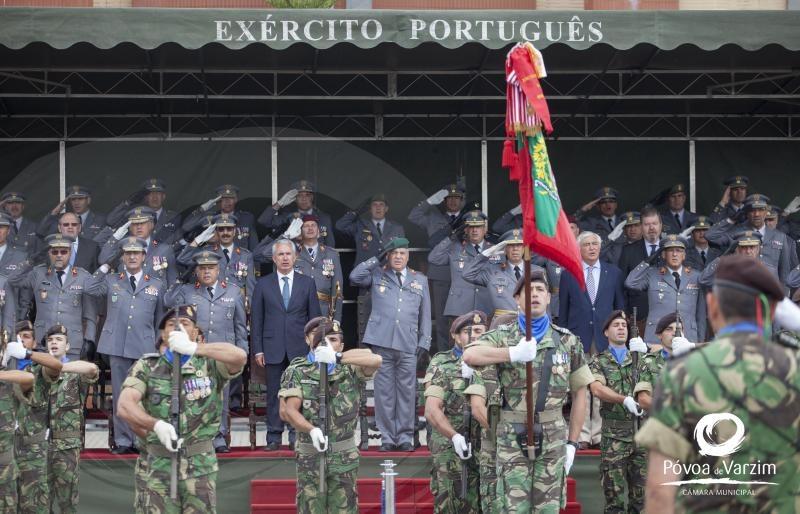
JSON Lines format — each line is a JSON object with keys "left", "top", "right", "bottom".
{"left": 408, "top": 267, "right": 416, "bottom": 274}
{"left": 289, "top": 356, "right": 306, "bottom": 366}
{"left": 152, "top": 240, "right": 159, "bottom": 246}
{"left": 319, "top": 245, "right": 326, "bottom": 251}
{"left": 144, "top": 274, "right": 151, "bottom": 281}
{"left": 659, "top": 267, "right": 666, "bottom": 275}
{"left": 221, "top": 281, "right": 227, "bottom": 288}
{"left": 685, "top": 266, "right": 692, "bottom": 274}
{"left": 118, "top": 273, "right": 125, "bottom": 279}
{"left": 194, "top": 281, "right": 200, "bottom": 289}
{"left": 551, "top": 323, "right": 571, "bottom": 336}
{"left": 72, "top": 268, "right": 78, "bottom": 276}
{"left": 46, "top": 267, "right": 52, "bottom": 275}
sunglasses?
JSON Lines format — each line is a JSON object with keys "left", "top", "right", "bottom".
{"left": 49, "top": 249, "right": 69, "bottom": 255}
{"left": 60, "top": 222, "right": 81, "bottom": 227}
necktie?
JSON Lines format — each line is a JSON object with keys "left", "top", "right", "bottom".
{"left": 674, "top": 213, "right": 681, "bottom": 229}
{"left": 130, "top": 275, "right": 136, "bottom": 292}
{"left": 69, "top": 242, "right": 77, "bottom": 267}
{"left": 649, "top": 244, "right": 657, "bottom": 257}
{"left": 449, "top": 214, "right": 457, "bottom": 225}
{"left": 307, "top": 247, "right": 314, "bottom": 260}
{"left": 673, "top": 271, "right": 681, "bottom": 290}
{"left": 586, "top": 266, "right": 597, "bottom": 305}
{"left": 607, "top": 218, "right": 614, "bottom": 231}
{"left": 376, "top": 222, "right": 382, "bottom": 237}
{"left": 11, "top": 222, "right": 18, "bottom": 236}
{"left": 57, "top": 270, "right": 64, "bottom": 287}
{"left": 474, "top": 244, "right": 481, "bottom": 254}
{"left": 207, "top": 286, "right": 214, "bottom": 299}
{"left": 223, "top": 248, "right": 230, "bottom": 263}
{"left": 396, "top": 271, "right": 403, "bottom": 288}
{"left": 281, "top": 276, "right": 290, "bottom": 309}
{"left": 700, "top": 250, "right": 707, "bottom": 265}
{"left": 514, "top": 266, "right": 521, "bottom": 281}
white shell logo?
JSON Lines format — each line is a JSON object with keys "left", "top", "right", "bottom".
{"left": 694, "top": 413, "right": 746, "bottom": 457}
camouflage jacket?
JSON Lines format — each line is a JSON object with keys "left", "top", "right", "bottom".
{"left": 0, "top": 380, "right": 17, "bottom": 482}
{"left": 49, "top": 370, "right": 97, "bottom": 451}
{"left": 423, "top": 349, "right": 480, "bottom": 454}
{"left": 633, "top": 350, "right": 667, "bottom": 401}
{"left": 589, "top": 348, "right": 648, "bottom": 441}
{"left": 278, "top": 356, "right": 369, "bottom": 472}
{"left": 636, "top": 332, "right": 800, "bottom": 512}
{"left": 123, "top": 352, "right": 241, "bottom": 480}
{"left": 14, "top": 362, "right": 52, "bottom": 453}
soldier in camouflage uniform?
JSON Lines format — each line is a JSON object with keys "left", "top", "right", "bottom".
{"left": 117, "top": 305, "right": 247, "bottom": 513}
{"left": 279, "top": 316, "right": 381, "bottom": 514}
{"left": 463, "top": 271, "right": 594, "bottom": 513}
{"left": 11, "top": 320, "right": 64, "bottom": 514}
{"left": 423, "top": 311, "right": 486, "bottom": 513}
{"left": 587, "top": 310, "right": 649, "bottom": 513}
{"left": 44, "top": 323, "right": 99, "bottom": 514}
{"left": 636, "top": 255, "right": 799, "bottom": 512}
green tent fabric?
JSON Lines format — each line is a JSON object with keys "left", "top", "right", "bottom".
{"left": 1, "top": 8, "right": 800, "bottom": 51}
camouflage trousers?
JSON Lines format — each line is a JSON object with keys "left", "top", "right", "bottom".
{"left": 296, "top": 451, "right": 359, "bottom": 514}
{"left": 134, "top": 468, "right": 217, "bottom": 514}
{"left": 599, "top": 435, "right": 647, "bottom": 514}
{"left": 477, "top": 443, "right": 499, "bottom": 514}
{"left": 430, "top": 447, "right": 480, "bottom": 514}
{"left": 48, "top": 447, "right": 80, "bottom": 514}
{"left": 495, "top": 423, "right": 566, "bottom": 514}
{"left": 17, "top": 443, "right": 49, "bottom": 514}
{"left": 0, "top": 455, "right": 18, "bottom": 514}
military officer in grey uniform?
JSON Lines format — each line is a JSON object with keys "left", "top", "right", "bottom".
{"left": 463, "top": 228, "right": 545, "bottom": 319}
{"left": 37, "top": 185, "right": 107, "bottom": 240}
{"left": 0, "top": 192, "right": 42, "bottom": 257}
{"left": 350, "top": 237, "right": 431, "bottom": 451}
{"left": 409, "top": 183, "right": 467, "bottom": 354}
{"left": 709, "top": 175, "right": 749, "bottom": 224}
{"left": 178, "top": 213, "right": 257, "bottom": 302}
{"left": 683, "top": 216, "right": 720, "bottom": 270}
{"left": 574, "top": 187, "right": 621, "bottom": 240}
{"left": 0, "top": 212, "right": 30, "bottom": 321}
{"left": 624, "top": 234, "right": 707, "bottom": 344}
{"left": 705, "top": 194, "right": 792, "bottom": 285}
{"left": 85, "top": 236, "right": 166, "bottom": 454}
{"left": 7, "top": 234, "right": 98, "bottom": 361}
{"left": 104, "top": 178, "right": 183, "bottom": 245}
{"left": 98, "top": 206, "right": 178, "bottom": 286}
{"left": 254, "top": 215, "right": 343, "bottom": 321}
{"left": 0, "top": 270, "right": 15, "bottom": 335}
{"left": 601, "top": 211, "right": 642, "bottom": 266}
{"left": 428, "top": 210, "right": 493, "bottom": 323}
{"left": 659, "top": 183, "right": 699, "bottom": 235}
{"left": 181, "top": 184, "right": 259, "bottom": 250}
{"left": 491, "top": 203, "right": 523, "bottom": 235}
{"left": 258, "top": 180, "right": 335, "bottom": 247}
{"left": 335, "top": 193, "right": 406, "bottom": 266}
{"left": 165, "top": 249, "right": 247, "bottom": 452}
{"left": 700, "top": 231, "right": 778, "bottom": 288}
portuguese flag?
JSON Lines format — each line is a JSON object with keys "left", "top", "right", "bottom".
{"left": 503, "top": 43, "right": 586, "bottom": 291}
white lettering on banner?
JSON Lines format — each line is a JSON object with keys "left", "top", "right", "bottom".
{"left": 213, "top": 16, "right": 604, "bottom": 45}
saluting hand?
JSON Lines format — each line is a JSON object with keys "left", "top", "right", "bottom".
{"left": 168, "top": 323, "right": 197, "bottom": 357}
{"left": 200, "top": 195, "right": 222, "bottom": 212}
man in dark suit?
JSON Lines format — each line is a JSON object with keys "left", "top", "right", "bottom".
{"left": 618, "top": 207, "right": 663, "bottom": 334}
{"left": 53, "top": 212, "right": 99, "bottom": 272}
{"left": 252, "top": 238, "right": 321, "bottom": 451}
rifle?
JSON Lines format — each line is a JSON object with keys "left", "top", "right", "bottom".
{"left": 169, "top": 309, "right": 181, "bottom": 501}
{"left": 317, "top": 281, "right": 340, "bottom": 493}
{"left": 460, "top": 328, "right": 474, "bottom": 499}
{"left": 630, "top": 307, "right": 640, "bottom": 432}
{"left": 524, "top": 247, "right": 536, "bottom": 461}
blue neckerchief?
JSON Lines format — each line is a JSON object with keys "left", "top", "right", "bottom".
{"left": 452, "top": 346, "right": 463, "bottom": 358}
{"left": 163, "top": 349, "right": 190, "bottom": 368}
{"left": 60, "top": 356, "right": 70, "bottom": 364}
{"left": 609, "top": 346, "right": 628, "bottom": 365}
{"left": 660, "top": 349, "right": 670, "bottom": 360}
{"left": 307, "top": 351, "right": 335, "bottom": 375}
{"left": 518, "top": 312, "right": 551, "bottom": 342}
{"left": 16, "top": 358, "right": 31, "bottom": 371}
{"left": 717, "top": 322, "right": 760, "bottom": 337}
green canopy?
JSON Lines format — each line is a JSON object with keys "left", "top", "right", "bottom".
{"left": 1, "top": 7, "right": 800, "bottom": 51}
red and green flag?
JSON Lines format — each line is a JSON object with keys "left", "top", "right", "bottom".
{"left": 503, "top": 42, "right": 585, "bottom": 290}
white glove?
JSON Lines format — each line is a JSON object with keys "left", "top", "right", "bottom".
{"left": 200, "top": 195, "right": 222, "bottom": 212}
{"left": 282, "top": 218, "right": 303, "bottom": 240}
{"left": 461, "top": 361, "right": 473, "bottom": 379}
{"left": 607, "top": 220, "right": 626, "bottom": 242}
{"left": 565, "top": 443, "right": 576, "bottom": 475}
{"left": 277, "top": 189, "right": 298, "bottom": 208}
{"left": 426, "top": 189, "right": 449, "bottom": 206}
{"left": 628, "top": 337, "right": 648, "bottom": 354}
{"left": 671, "top": 336, "right": 695, "bottom": 357}
{"left": 112, "top": 221, "right": 131, "bottom": 241}
{"left": 510, "top": 204, "right": 522, "bottom": 216}
{"left": 193, "top": 223, "right": 217, "bottom": 246}
{"left": 168, "top": 324, "right": 197, "bottom": 357}
{"left": 784, "top": 195, "right": 800, "bottom": 215}
{"left": 6, "top": 340, "right": 27, "bottom": 360}
{"left": 622, "top": 396, "right": 643, "bottom": 417}
{"left": 509, "top": 337, "right": 537, "bottom": 363}
{"left": 1, "top": 351, "right": 9, "bottom": 368}
{"left": 775, "top": 297, "right": 800, "bottom": 331}
{"left": 451, "top": 433, "right": 472, "bottom": 460}
{"left": 679, "top": 225, "right": 695, "bottom": 240}
{"left": 481, "top": 240, "right": 508, "bottom": 258}
{"left": 314, "top": 344, "right": 336, "bottom": 365}
{"left": 309, "top": 427, "right": 328, "bottom": 452}
{"left": 153, "top": 420, "right": 182, "bottom": 452}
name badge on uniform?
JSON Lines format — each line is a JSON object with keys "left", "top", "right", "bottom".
{"left": 488, "top": 254, "right": 502, "bottom": 264}
{"left": 111, "top": 293, "right": 118, "bottom": 303}
{"left": 658, "top": 291, "right": 665, "bottom": 301}
{"left": 555, "top": 266, "right": 562, "bottom": 275}
{"left": 410, "top": 281, "right": 423, "bottom": 292}
{"left": 458, "top": 259, "right": 464, "bottom": 269}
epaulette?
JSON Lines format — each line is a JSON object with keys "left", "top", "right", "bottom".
{"left": 408, "top": 267, "right": 417, "bottom": 274}
{"left": 319, "top": 245, "right": 326, "bottom": 252}
{"left": 221, "top": 281, "right": 227, "bottom": 288}
{"left": 194, "top": 281, "right": 200, "bottom": 289}
{"left": 236, "top": 247, "right": 242, "bottom": 255}
{"left": 118, "top": 272, "right": 125, "bottom": 279}
{"left": 72, "top": 268, "right": 78, "bottom": 276}
{"left": 46, "top": 267, "right": 53, "bottom": 275}
{"left": 288, "top": 356, "right": 307, "bottom": 366}
{"left": 685, "top": 266, "right": 692, "bottom": 274}
{"left": 659, "top": 267, "right": 667, "bottom": 275}
{"left": 152, "top": 239, "right": 159, "bottom": 247}
{"left": 144, "top": 274, "right": 151, "bottom": 281}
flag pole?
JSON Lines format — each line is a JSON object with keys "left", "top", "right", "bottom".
{"left": 524, "top": 246, "right": 535, "bottom": 461}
